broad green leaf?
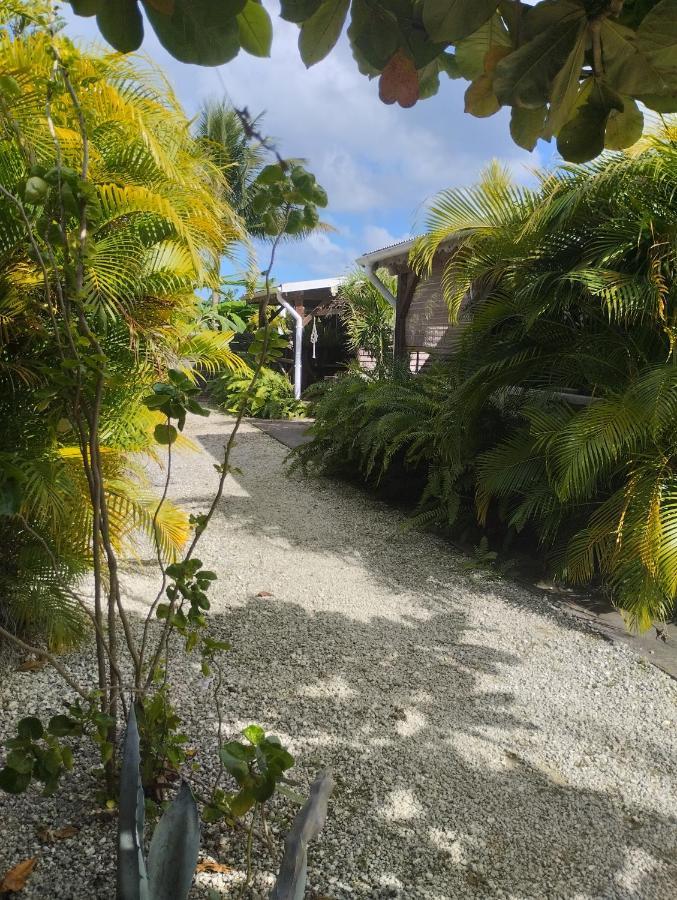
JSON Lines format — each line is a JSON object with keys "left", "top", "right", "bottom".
{"left": 97, "top": 0, "right": 143, "bottom": 53}
{"left": 494, "top": 16, "right": 585, "bottom": 108}
{"left": 6, "top": 750, "right": 33, "bottom": 775}
{"left": 48, "top": 714, "right": 80, "bottom": 737}
{"left": 510, "top": 105, "right": 547, "bottom": 150}
{"left": 605, "top": 97, "right": 643, "bottom": 150}
{"left": 0, "top": 766, "right": 31, "bottom": 793}
{"left": 299, "top": 0, "right": 350, "bottom": 67}
{"left": 464, "top": 74, "right": 500, "bottom": 117}
{"left": 230, "top": 787, "right": 256, "bottom": 816}
{"left": 348, "top": 0, "right": 399, "bottom": 70}
{"left": 418, "top": 60, "right": 441, "bottom": 99}
{"left": 117, "top": 705, "right": 150, "bottom": 900}
{"left": 557, "top": 80, "right": 623, "bottom": 163}
{"left": 603, "top": 19, "right": 670, "bottom": 96}
{"left": 637, "top": 0, "right": 677, "bottom": 68}
{"left": 280, "top": 0, "right": 322, "bottom": 23}
{"left": 544, "top": 23, "right": 587, "bottom": 138}
{"left": 17, "top": 716, "right": 44, "bottom": 740}
{"left": 142, "top": 0, "right": 243, "bottom": 66}
{"left": 638, "top": 92, "right": 677, "bottom": 112}
{"left": 242, "top": 723, "right": 266, "bottom": 745}
{"left": 422, "top": 0, "right": 497, "bottom": 43}
{"left": 455, "top": 14, "right": 511, "bottom": 81}
{"left": 154, "top": 423, "right": 178, "bottom": 445}
{"left": 522, "top": 0, "right": 587, "bottom": 40}
{"left": 237, "top": 1, "right": 273, "bottom": 57}
{"left": 69, "top": 0, "right": 102, "bottom": 13}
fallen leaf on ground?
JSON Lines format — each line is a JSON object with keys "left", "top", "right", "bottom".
{"left": 256, "top": 591, "right": 273, "bottom": 597}
{"left": 15, "top": 658, "right": 46, "bottom": 672}
{"left": 0, "top": 858, "right": 37, "bottom": 892}
{"left": 36, "top": 824, "right": 79, "bottom": 843}
{"left": 196, "top": 859, "right": 232, "bottom": 874}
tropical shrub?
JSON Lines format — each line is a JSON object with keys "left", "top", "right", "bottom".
{"left": 299, "top": 135, "right": 677, "bottom": 630}
{"left": 212, "top": 366, "right": 307, "bottom": 420}
{"left": 0, "top": 4, "right": 243, "bottom": 646}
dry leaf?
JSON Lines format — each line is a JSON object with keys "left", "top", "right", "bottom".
{"left": 196, "top": 858, "right": 232, "bottom": 874}
{"left": 15, "top": 658, "right": 46, "bottom": 672}
{"left": 36, "top": 824, "right": 79, "bottom": 843}
{"left": 0, "top": 858, "right": 37, "bottom": 893}
{"left": 379, "top": 50, "right": 419, "bottom": 109}
{"left": 256, "top": 591, "right": 273, "bottom": 597}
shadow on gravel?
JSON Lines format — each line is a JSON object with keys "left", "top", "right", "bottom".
{"left": 179, "top": 429, "right": 676, "bottom": 899}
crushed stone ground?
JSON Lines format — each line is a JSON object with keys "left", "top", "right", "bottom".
{"left": 1, "top": 411, "right": 676, "bottom": 899}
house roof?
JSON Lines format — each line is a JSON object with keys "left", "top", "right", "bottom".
{"left": 356, "top": 235, "right": 458, "bottom": 275}
{"left": 275, "top": 277, "right": 345, "bottom": 295}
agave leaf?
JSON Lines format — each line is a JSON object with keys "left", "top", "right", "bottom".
{"left": 117, "top": 704, "right": 150, "bottom": 900}
{"left": 271, "top": 770, "right": 334, "bottom": 900}
{"left": 147, "top": 781, "right": 200, "bottom": 900}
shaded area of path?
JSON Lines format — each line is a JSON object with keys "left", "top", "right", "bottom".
{"left": 180, "top": 415, "right": 676, "bottom": 898}
{"left": 250, "top": 417, "right": 677, "bottom": 681}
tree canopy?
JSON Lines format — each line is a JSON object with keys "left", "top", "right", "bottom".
{"left": 67, "top": 0, "right": 677, "bottom": 163}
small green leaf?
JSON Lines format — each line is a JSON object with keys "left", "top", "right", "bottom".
{"left": 96, "top": 0, "right": 144, "bottom": 53}
{"left": 242, "top": 724, "right": 265, "bottom": 745}
{"left": 229, "top": 787, "right": 256, "bottom": 816}
{"left": 18, "top": 716, "right": 44, "bottom": 740}
{"left": 48, "top": 714, "right": 81, "bottom": 737}
{"left": 154, "top": 423, "right": 178, "bottom": 445}
{"left": 0, "top": 766, "right": 31, "bottom": 793}
{"left": 6, "top": 750, "right": 34, "bottom": 775}
{"left": 237, "top": 0, "right": 273, "bottom": 57}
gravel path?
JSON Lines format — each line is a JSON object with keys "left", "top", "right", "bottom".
{"left": 1, "top": 410, "right": 676, "bottom": 899}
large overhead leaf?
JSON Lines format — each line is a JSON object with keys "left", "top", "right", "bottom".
{"left": 347, "top": 0, "right": 399, "bottom": 70}
{"left": 510, "top": 105, "right": 547, "bottom": 150}
{"left": 454, "top": 14, "right": 511, "bottom": 81}
{"left": 637, "top": 0, "right": 677, "bottom": 69}
{"left": 544, "top": 22, "right": 587, "bottom": 138}
{"left": 97, "top": 0, "right": 143, "bottom": 53}
{"left": 557, "top": 79, "right": 624, "bottom": 163}
{"left": 494, "top": 15, "right": 586, "bottom": 108}
{"left": 603, "top": 19, "right": 670, "bottom": 96}
{"left": 299, "top": 0, "right": 350, "bottom": 66}
{"left": 280, "top": 0, "right": 323, "bottom": 23}
{"left": 141, "top": 0, "right": 244, "bottom": 65}
{"left": 422, "top": 0, "right": 497, "bottom": 43}
{"left": 604, "top": 97, "right": 644, "bottom": 150}
{"left": 237, "top": 0, "right": 273, "bottom": 57}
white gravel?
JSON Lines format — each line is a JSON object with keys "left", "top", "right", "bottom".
{"left": 1, "top": 410, "right": 676, "bottom": 899}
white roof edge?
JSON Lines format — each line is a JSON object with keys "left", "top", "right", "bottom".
{"left": 356, "top": 238, "right": 416, "bottom": 267}
{"left": 277, "top": 277, "right": 346, "bottom": 293}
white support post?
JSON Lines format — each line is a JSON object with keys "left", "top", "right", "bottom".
{"left": 277, "top": 288, "right": 303, "bottom": 400}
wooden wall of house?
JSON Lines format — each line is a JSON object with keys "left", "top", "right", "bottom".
{"left": 401, "top": 260, "right": 467, "bottom": 371}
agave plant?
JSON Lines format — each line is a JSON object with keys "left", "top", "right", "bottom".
{"left": 117, "top": 704, "right": 333, "bottom": 900}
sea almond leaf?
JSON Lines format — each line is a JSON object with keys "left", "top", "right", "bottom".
{"left": 196, "top": 858, "right": 233, "bottom": 874}
{"left": 145, "top": 0, "right": 174, "bottom": 12}
{"left": 379, "top": 50, "right": 419, "bottom": 108}
{"left": 0, "top": 857, "right": 37, "bottom": 892}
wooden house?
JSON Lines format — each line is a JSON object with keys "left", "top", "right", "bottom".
{"left": 357, "top": 238, "right": 464, "bottom": 373}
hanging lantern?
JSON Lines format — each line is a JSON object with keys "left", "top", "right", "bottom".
{"left": 310, "top": 316, "right": 319, "bottom": 359}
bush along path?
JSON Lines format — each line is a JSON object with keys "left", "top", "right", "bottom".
{"left": 1, "top": 410, "right": 676, "bottom": 899}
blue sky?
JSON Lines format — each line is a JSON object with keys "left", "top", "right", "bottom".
{"left": 62, "top": 4, "right": 551, "bottom": 284}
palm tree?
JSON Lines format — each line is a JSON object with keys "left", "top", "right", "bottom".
{"left": 337, "top": 269, "right": 396, "bottom": 374}
{"left": 0, "top": 23, "right": 244, "bottom": 644}
{"left": 413, "top": 131, "right": 677, "bottom": 630}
